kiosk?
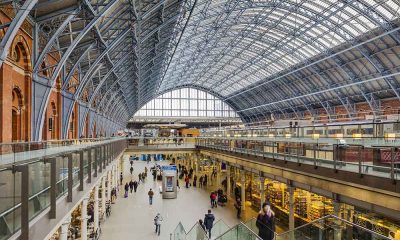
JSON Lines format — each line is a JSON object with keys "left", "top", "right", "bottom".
{"left": 161, "top": 165, "right": 177, "bottom": 199}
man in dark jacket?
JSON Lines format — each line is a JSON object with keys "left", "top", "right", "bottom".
{"left": 203, "top": 209, "right": 215, "bottom": 238}
{"left": 133, "top": 180, "right": 138, "bottom": 192}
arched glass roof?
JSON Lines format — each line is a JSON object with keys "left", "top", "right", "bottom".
{"left": 158, "top": 0, "right": 400, "bottom": 96}
{"left": 133, "top": 88, "right": 238, "bottom": 118}
{"left": 8, "top": 0, "right": 399, "bottom": 127}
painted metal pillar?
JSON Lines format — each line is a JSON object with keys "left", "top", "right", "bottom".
{"left": 240, "top": 170, "right": 246, "bottom": 211}
{"left": 98, "top": 147, "right": 103, "bottom": 173}
{"left": 107, "top": 171, "right": 111, "bottom": 201}
{"left": 59, "top": 218, "right": 71, "bottom": 240}
{"left": 87, "top": 149, "right": 92, "bottom": 183}
{"left": 288, "top": 186, "right": 295, "bottom": 240}
{"left": 94, "top": 147, "right": 98, "bottom": 177}
{"left": 15, "top": 165, "right": 29, "bottom": 240}
{"left": 49, "top": 157, "right": 57, "bottom": 219}
{"left": 226, "top": 164, "right": 231, "bottom": 198}
{"left": 216, "top": 161, "right": 221, "bottom": 189}
{"left": 260, "top": 176, "right": 265, "bottom": 209}
{"left": 93, "top": 185, "right": 99, "bottom": 234}
{"left": 101, "top": 177, "right": 106, "bottom": 216}
{"left": 79, "top": 151, "right": 84, "bottom": 191}
{"left": 67, "top": 154, "right": 73, "bottom": 202}
{"left": 333, "top": 201, "right": 343, "bottom": 240}
{"left": 81, "top": 198, "right": 88, "bottom": 240}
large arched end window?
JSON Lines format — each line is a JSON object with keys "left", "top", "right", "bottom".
{"left": 134, "top": 88, "right": 239, "bottom": 118}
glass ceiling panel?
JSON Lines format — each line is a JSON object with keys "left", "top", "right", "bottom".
{"left": 157, "top": 0, "right": 400, "bottom": 96}
{"left": 133, "top": 88, "right": 239, "bottom": 118}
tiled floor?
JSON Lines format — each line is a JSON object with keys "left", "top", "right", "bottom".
{"left": 100, "top": 154, "right": 261, "bottom": 240}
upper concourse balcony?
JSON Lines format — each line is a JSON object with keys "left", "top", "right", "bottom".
{"left": 0, "top": 137, "right": 124, "bottom": 166}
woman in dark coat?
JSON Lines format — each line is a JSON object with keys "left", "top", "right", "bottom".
{"left": 256, "top": 202, "right": 275, "bottom": 240}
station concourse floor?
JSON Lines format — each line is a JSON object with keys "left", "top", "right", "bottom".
{"left": 100, "top": 155, "right": 275, "bottom": 240}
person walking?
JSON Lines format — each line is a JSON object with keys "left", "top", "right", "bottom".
{"left": 256, "top": 202, "right": 275, "bottom": 240}
{"left": 176, "top": 179, "right": 180, "bottom": 189}
{"left": 133, "top": 180, "right": 138, "bottom": 192}
{"left": 124, "top": 183, "right": 129, "bottom": 198}
{"left": 120, "top": 172, "right": 123, "bottom": 185}
{"left": 148, "top": 188, "right": 154, "bottom": 205}
{"left": 204, "top": 209, "right": 215, "bottom": 239}
{"left": 130, "top": 166, "right": 134, "bottom": 175}
{"left": 154, "top": 213, "right": 163, "bottom": 236}
{"left": 199, "top": 176, "right": 203, "bottom": 188}
{"left": 139, "top": 173, "right": 142, "bottom": 183}
{"left": 129, "top": 180, "right": 134, "bottom": 193}
{"left": 152, "top": 169, "right": 157, "bottom": 181}
{"left": 203, "top": 174, "right": 208, "bottom": 187}
{"left": 185, "top": 176, "right": 190, "bottom": 188}
{"left": 199, "top": 219, "right": 206, "bottom": 232}
{"left": 130, "top": 159, "right": 133, "bottom": 167}
{"left": 234, "top": 198, "right": 242, "bottom": 218}
{"left": 211, "top": 192, "right": 217, "bottom": 208}
{"left": 193, "top": 175, "right": 197, "bottom": 187}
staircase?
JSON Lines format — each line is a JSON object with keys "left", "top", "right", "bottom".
{"left": 171, "top": 215, "right": 393, "bottom": 240}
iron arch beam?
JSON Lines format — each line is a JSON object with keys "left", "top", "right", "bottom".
{"left": 32, "top": 0, "right": 121, "bottom": 140}
{"left": 0, "top": 0, "right": 38, "bottom": 67}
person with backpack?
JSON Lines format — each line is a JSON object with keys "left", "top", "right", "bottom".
{"left": 148, "top": 188, "right": 154, "bottom": 205}
{"left": 154, "top": 213, "right": 163, "bottom": 236}
{"left": 133, "top": 180, "right": 138, "bottom": 192}
{"left": 203, "top": 209, "right": 215, "bottom": 239}
{"left": 256, "top": 202, "right": 275, "bottom": 240}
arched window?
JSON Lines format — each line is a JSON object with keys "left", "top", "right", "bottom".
{"left": 133, "top": 88, "right": 238, "bottom": 118}
{"left": 11, "top": 88, "right": 24, "bottom": 141}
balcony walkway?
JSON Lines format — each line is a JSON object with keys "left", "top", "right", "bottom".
{"left": 0, "top": 138, "right": 122, "bottom": 166}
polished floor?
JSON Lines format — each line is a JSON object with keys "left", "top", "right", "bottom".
{"left": 100, "top": 155, "right": 260, "bottom": 239}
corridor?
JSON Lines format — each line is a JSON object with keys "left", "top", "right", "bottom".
{"left": 100, "top": 154, "right": 249, "bottom": 239}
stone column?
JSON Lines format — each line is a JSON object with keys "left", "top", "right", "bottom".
{"left": 240, "top": 170, "right": 246, "bottom": 211}
{"left": 288, "top": 186, "right": 295, "bottom": 240}
{"left": 260, "top": 176, "right": 265, "bottom": 209}
{"left": 81, "top": 198, "right": 88, "bottom": 240}
{"left": 93, "top": 185, "right": 99, "bottom": 233}
{"left": 101, "top": 177, "right": 106, "bottom": 217}
{"left": 59, "top": 217, "right": 71, "bottom": 240}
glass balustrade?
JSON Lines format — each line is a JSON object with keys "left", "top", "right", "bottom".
{"left": 0, "top": 137, "right": 118, "bottom": 165}
{"left": 275, "top": 215, "right": 392, "bottom": 240}
{"left": 0, "top": 138, "right": 124, "bottom": 240}
{"left": 211, "top": 219, "right": 230, "bottom": 237}
{"left": 215, "top": 223, "right": 262, "bottom": 240}
{"left": 173, "top": 222, "right": 187, "bottom": 240}
{"left": 196, "top": 137, "right": 400, "bottom": 181}
{"left": 186, "top": 222, "right": 209, "bottom": 240}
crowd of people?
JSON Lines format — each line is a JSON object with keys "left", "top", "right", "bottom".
{"left": 117, "top": 158, "right": 275, "bottom": 240}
